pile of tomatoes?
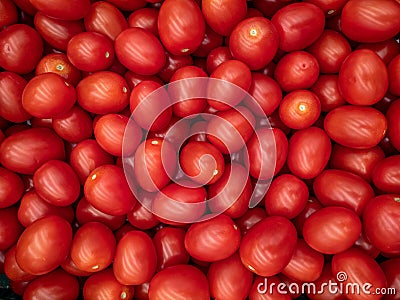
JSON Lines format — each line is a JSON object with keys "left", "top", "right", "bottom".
{"left": 1, "top": 0, "right": 400, "bottom": 299}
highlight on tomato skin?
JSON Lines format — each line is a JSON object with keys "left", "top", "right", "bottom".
{"left": 0, "top": 0, "right": 400, "bottom": 299}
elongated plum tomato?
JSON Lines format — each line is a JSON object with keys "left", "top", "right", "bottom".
{"left": 29, "top": 0, "right": 91, "bottom": 21}
{"left": 15, "top": 215, "right": 73, "bottom": 275}
{"left": 240, "top": 216, "right": 297, "bottom": 276}
{"left": 158, "top": 0, "right": 205, "bottom": 55}
{"left": 371, "top": 155, "right": 400, "bottom": 194}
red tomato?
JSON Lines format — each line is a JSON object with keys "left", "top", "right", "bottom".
{"left": 339, "top": 50, "right": 388, "bottom": 105}
{"left": 105, "top": 0, "right": 146, "bottom": 11}
{"left": 307, "top": 264, "right": 346, "bottom": 300}
{"left": 240, "top": 216, "right": 297, "bottom": 276}
{"left": 133, "top": 138, "right": 177, "bottom": 192}
{"left": 282, "top": 238, "right": 324, "bottom": 282}
{"left": 153, "top": 227, "right": 190, "bottom": 271}
{"left": 113, "top": 230, "right": 157, "bottom": 285}
{"left": 274, "top": 51, "right": 320, "bottom": 92}
{"left": 363, "top": 194, "right": 400, "bottom": 255}
{"left": 127, "top": 193, "right": 159, "bottom": 230}
{"left": 0, "top": 0, "right": 18, "bottom": 27}
{"left": 357, "top": 39, "right": 400, "bottom": 66}
{"left": 265, "top": 174, "right": 309, "bottom": 219}
{"left": 83, "top": 268, "right": 135, "bottom": 300}
{"left": 0, "top": 206, "right": 23, "bottom": 251}
{"left": 293, "top": 197, "right": 323, "bottom": 235}
{"left": 115, "top": 28, "right": 166, "bottom": 75}
{"left": 307, "top": 30, "right": 352, "bottom": 74}
{"left": 208, "top": 252, "right": 253, "bottom": 300}
{"left": 33, "top": 12, "right": 85, "bottom": 51}
{"left": 313, "top": 169, "right": 375, "bottom": 215}
{"left": 388, "top": 55, "right": 400, "bottom": 96}
{"left": 71, "top": 222, "right": 116, "bottom": 273}
{"left": 303, "top": 0, "right": 347, "bottom": 16}
{"left": 76, "top": 71, "right": 130, "bottom": 114}
{"left": 67, "top": 32, "right": 115, "bottom": 72}
{"left": 303, "top": 206, "right": 361, "bottom": 254}
{"left": 324, "top": 106, "right": 387, "bottom": 149}
{"left": 202, "top": 0, "right": 246, "bottom": 36}
{"left": 185, "top": 215, "right": 241, "bottom": 262}
{"left": 311, "top": 75, "right": 345, "bottom": 112}
{"left": 380, "top": 258, "right": 400, "bottom": 300}
{"left": 271, "top": 2, "right": 325, "bottom": 52}
{"left": 128, "top": 7, "right": 159, "bottom": 37}
{"left": 16, "top": 215, "right": 72, "bottom": 275}
{"left": 84, "top": 1, "right": 128, "bottom": 41}
{"left": 158, "top": 53, "right": 193, "bottom": 82}
{"left": 18, "top": 190, "right": 74, "bottom": 227}
{"left": 372, "top": 155, "right": 400, "bottom": 194}
{"left": 331, "top": 247, "right": 387, "bottom": 300}
{"left": 341, "top": 0, "right": 400, "bottom": 43}
{"left": 149, "top": 264, "right": 210, "bottom": 300}
{"left": 249, "top": 275, "right": 292, "bottom": 300}
{"left": 158, "top": 0, "right": 205, "bottom": 55}
{"left": 206, "top": 46, "right": 233, "bottom": 74}
{"left": 0, "top": 72, "right": 30, "bottom": 123}
{"left": 84, "top": 165, "right": 137, "bottom": 216}
{"left": 0, "top": 24, "right": 43, "bottom": 74}
{"left": 0, "top": 167, "right": 24, "bottom": 209}
{"left": 29, "top": 0, "right": 90, "bottom": 20}
{"left": 386, "top": 99, "right": 400, "bottom": 151}
{"left": 192, "top": 25, "right": 224, "bottom": 58}
{"left": 287, "top": 126, "right": 331, "bottom": 179}
{"left": 0, "top": 128, "right": 65, "bottom": 175}
{"left": 23, "top": 269, "right": 79, "bottom": 300}
{"left": 229, "top": 17, "right": 279, "bottom": 70}
{"left": 4, "top": 245, "right": 37, "bottom": 282}
{"left": 235, "top": 207, "right": 267, "bottom": 236}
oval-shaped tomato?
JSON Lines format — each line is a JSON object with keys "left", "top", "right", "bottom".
{"left": 240, "top": 216, "right": 297, "bottom": 276}
{"left": 363, "top": 194, "right": 400, "bottom": 255}
{"left": 271, "top": 2, "right": 325, "bottom": 52}
{"left": 149, "top": 264, "right": 210, "bottom": 300}
{"left": 158, "top": 0, "right": 205, "bottom": 55}
{"left": 324, "top": 106, "right": 387, "bottom": 149}
{"left": 0, "top": 128, "right": 65, "bottom": 175}
{"left": 206, "top": 46, "right": 233, "bottom": 74}
{"left": 332, "top": 247, "right": 386, "bottom": 300}
{"left": 208, "top": 252, "right": 253, "bottom": 300}
{"left": 127, "top": 192, "right": 159, "bottom": 230}
{"left": 341, "top": 0, "right": 400, "bottom": 43}
{"left": 338, "top": 50, "right": 388, "bottom": 106}
{"left": 113, "top": 230, "right": 157, "bottom": 285}
{"left": 357, "top": 39, "right": 400, "bottom": 66}
{"left": 16, "top": 215, "right": 72, "bottom": 275}
{"left": 303, "top": 206, "right": 361, "bottom": 254}
{"left": 0, "top": 167, "right": 24, "bottom": 209}
{"left": 287, "top": 126, "right": 331, "bottom": 179}
{"left": 311, "top": 75, "right": 345, "bottom": 112}
{"left": 71, "top": 222, "right": 116, "bottom": 273}
{"left": 313, "top": 169, "right": 375, "bottom": 215}
{"left": 128, "top": 7, "right": 159, "bottom": 37}
{"left": 83, "top": 268, "right": 135, "bottom": 300}
{"left": 0, "top": 206, "right": 23, "bottom": 251}
{"left": 229, "top": 17, "right": 279, "bottom": 70}
{"left": 303, "top": 0, "right": 347, "bottom": 16}
{"left": 4, "top": 245, "right": 37, "bottom": 282}
{"left": 235, "top": 208, "right": 267, "bottom": 236}
{"left": 372, "top": 156, "right": 400, "bottom": 194}
{"left": 0, "top": 0, "right": 18, "bottom": 27}
{"left": 0, "top": 24, "right": 43, "bottom": 74}
{"left": 185, "top": 214, "right": 241, "bottom": 262}
{"left": 386, "top": 99, "right": 400, "bottom": 151}
{"left": 85, "top": 165, "right": 137, "bottom": 216}
{"left": 29, "top": 0, "right": 90, "bottom": 20}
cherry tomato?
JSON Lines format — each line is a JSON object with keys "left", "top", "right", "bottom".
{"left": 206, "top": 46, "right": 233, "bottom": 74}
{"left": 84, "top": 164, "right": 137, "bottom": 216}
{"left": 0, "top": 167, "right": 24, "bottom": 209}
{"left": 386, "top": 99, "right": 400, "bottom": 151}
{"left": 380, "top": 258, "right": 400, "bottom": 300}
{"left": 113, "top": 230, "right": 157, "bottom": 285}
{"left": 128, "top": 7, "right": 159, "bottom": 37}
{"left": 158, "top": 0, "right": 205, "bottom": 55}
{"left": 29, "top": 0, "right": 90, "bottom": 20}
{"left": 235, "top": 207, "right": 267, "bottom": 236}
{"left": 372, "top": 155, "right": 400, "bottom": 194}
{"left": 4, "top": 245, "right": 37, "bottom": 282}
{"left": 357, "top": 39, "right": 400, "bottom": 66}
{"left": 229, "top": 17, "right": 279, "bottom": 70}
{"left": 303, "top": 206, "right": 361, "bottom": 254}
{"left": 192, "top": 25, "right": 223, "bottom": 58}
{"left": 307, "top": 263, "right": 346, "bottom": 300}
{"left": 16, "top": 215, "right": 72, "bottom": 275}
{"left": 0, "top": 0, "right": 18, "bottom": 27}
{"left": 0, "top": 127, "right": 65, "bottom": 175}
{"left": 240, "top": 216, "right": 297, "bottom": 276}
{"left": 324, "top": 106, "right": 387, "bottom": 149}
{"left": 127, "top": 193, "right": 159, "bottom": 230}
{"left": 311, "top": 75, "right": 345, "bottom": 112}
{"left": 0, "top": 206, "right": 23, "bottom": 251}
{"left": 303, "top": 0, "right": 347, "bottom": 16}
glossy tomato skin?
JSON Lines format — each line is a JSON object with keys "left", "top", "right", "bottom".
{"left": 287, "top": 126, "right": 331, "bottom": 179}
{"left": 192, "top": 25, "right": 224, "bottom": 58}
{"left": 271, "top": 2, "right": 325, "bottom": 52}
{"left": 29, "top": 0, "right": 90, "bottom": 20}
{"left": 4, "top": 245, "right": 37, "bottom": 282}
{"left": 158, "top": 53, "right": 194, "bottom": 82}
{"left": 324, "top": 106, "right": 387, "bottom": 149}
{"left": 386, "top": 99, "right": 400, "bottom": 151}
{"left": 0, "top": 206, "right": 23, "bottom": 251}
{"left": 185, "top": 215, "right": 241, "bottom": 262}
{"left": 0, "top": 128, "right": 65, "bottom": 175}
{"left": 0, "top": 0, "right": 18, "bottom": 27}
{"left": 313, "top": 169, "right": 375, "bottom": 215}
{"left": 235, "top": 207, "right": 267, "bottom": 236}
{"left": 33, "top": 12, "right": 85, "bottom": 51}
{"left": 341, "top": 0, "right": 400, "bottom": 43}
{"left": 0, "top": 167, "right": 24, "bottom": 209}
{"left": 84, "top": 165, "right": 137, "bottom": 216}
{"left": 202, "top": 0, "right": 246, "bottom": 36}
{"left": 106, "top": 0, "right": 146, "bottom": 11}
{"left": 303, "top": 0, "right": 347, "bottom": 16}
{"left": 208, "top": 252, "right": 253, "bottom": 300}
{"left": 23, "top": 269, "right": 80, "bottom": 300}
{"left": 371, "top": 156, "right": 400, "bottom": 194}
{"left": 357, "top": 39, "right": 400, "bottom": 66}
{"left": 240, "top": 216, "right": 297, "bottom": 276}
{"left": 128, "top": 7, "right": 159, "bottom": 37}
{"left": 332, "top": 247, "right": 387, "bottom": 300}
{"left": 127, "top": 194, "right": 159, "bottom": 230}
{"left": 83, "top": 268, "right": 135, "bottom": 300}
{"left": 206, "top": 46, "right": 233, "bottom": 74}
{"left": 311, "top": 75, "right": 345, "bottom": 112}
{"left": 380, "top": 258, "right": 400, "bottom": 300}
{"left": 16, "top": 216, "right": 72, "bottom": 275}
{"left": 303, "top": 206, "right": 361, "bottom": 254}
{"left": 388, "top": 55, "right": 400, "bottom": 96}
{"left": 158, "top": 0, "right": 205, "bottom": 55}
{"left": 339, "top": 49, "right": 388, "bottom": 106}
{"left": 229, "top": 17, "right": 279, "bottom": 70}
{"left": 115, "top": 28, "right": 166, "bottom": 75}
{"left": 113, "top": 230, "right": 157, "bottom": 285}
{"left": 76, "top": 71, "right": 130, "bottom": 114}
